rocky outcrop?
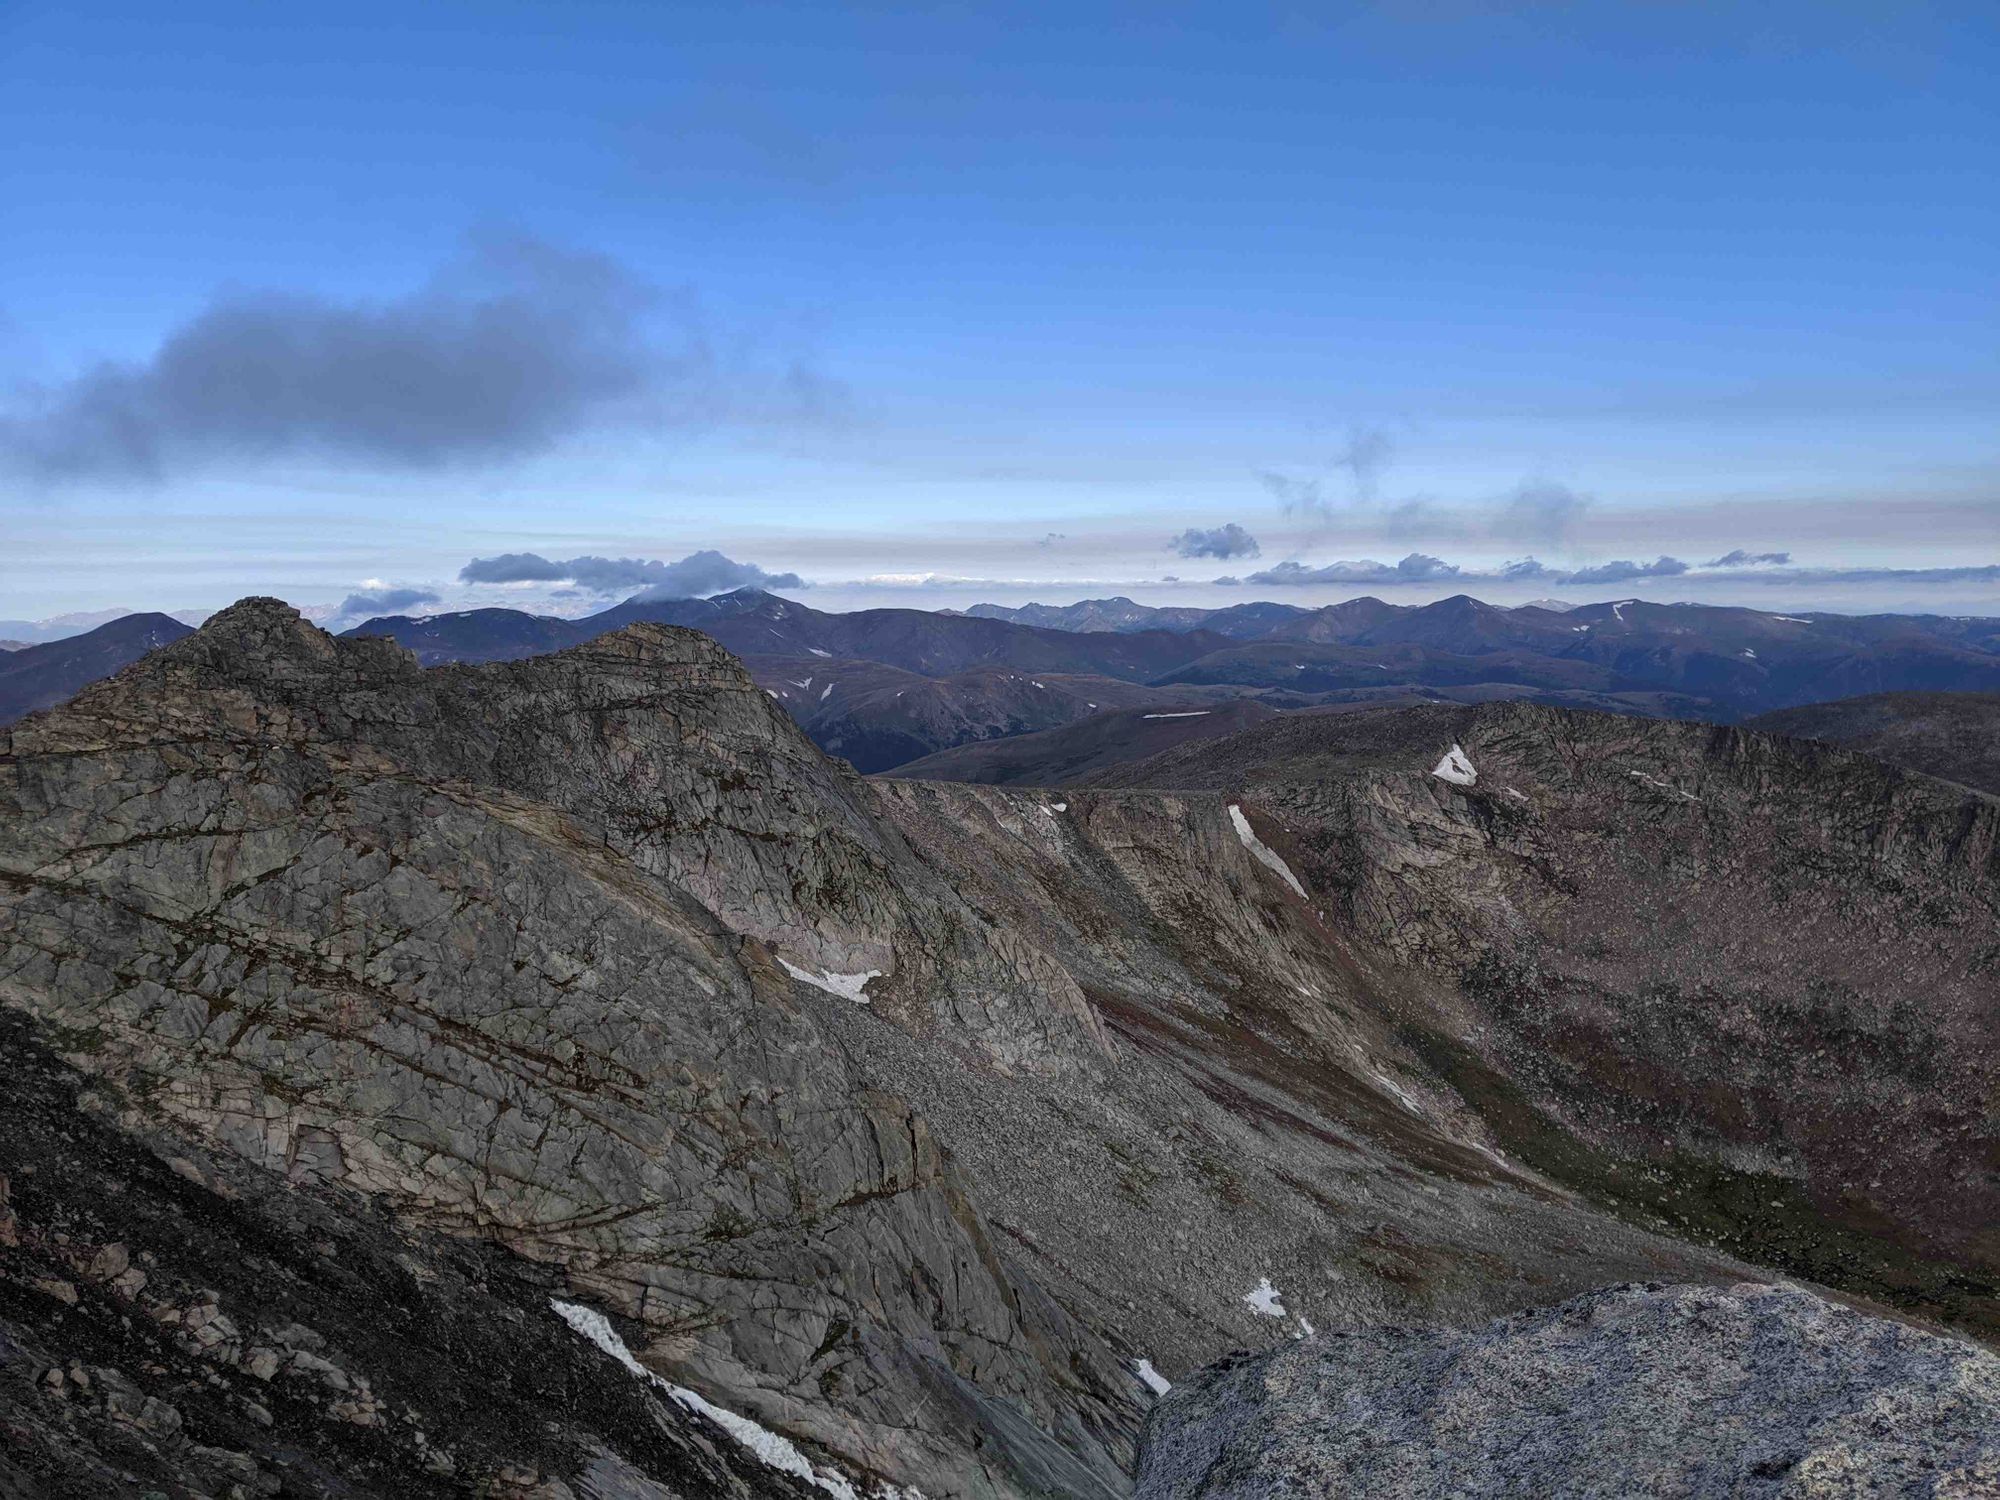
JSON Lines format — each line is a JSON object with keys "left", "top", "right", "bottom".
{"left": 1, "top": 600, "right": 1143, "bottom": 1498}
{"left": 0, "top": 1010, "right": 825, "bottom": 1500}
{"left": 4, "top": 601, "right": 1995, "bottom": 1497}
{"left": 1135, "top": 1282, "right": 2000, "bottom": 1498}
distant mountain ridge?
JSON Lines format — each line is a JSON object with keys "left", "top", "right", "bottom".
{"left": 8, "top": 586, "right": 2000, "bottom": 774}
{"left": 354, "top": 588, "right": 1234, "bottom": 680}
{"left": 339, "top": 588, "right": 2000, "bottom": 771}
{"left": 966, "top": 596, "right": 1310, "bottom": 638}
{"left": 0, "top": 613, "right": 196, "bottom": 725}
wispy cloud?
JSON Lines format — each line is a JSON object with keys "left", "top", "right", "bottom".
{"left": 1259, "top": 423, "right": 1395, "bottom": 520}
{"left": 1170, "top": 523, "right": 1262, "bottom": 559}
{"left": 1, "top": 235, "right": 840, "bottom": 485}
{"left": 459, "top": 548, "right": 804, "bottom": 597}
{"left": 1490, "top": 478, "right": 1590, "bottom": 547}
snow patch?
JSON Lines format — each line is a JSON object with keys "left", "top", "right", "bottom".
{"left": 1143, "top": 711, "right": 1210, "bottom": 719}
{"left": 1295, "top": 1314, "right": 1315, "bottom": 1338}
{"left": 1031, "top": 681, "right": 1046, "bottom": 689}
{"left": 1048, "top": 802, "right": 1068, "bottom": 813}
{"left": 764, "top": 690, "right": 780, "bottom": 700}
{"left": 820, "top": 683, "right": 835, "bottom": 701}
{"left": 1432, "top": 745, "right": 1478, "bottom": 786}
{"left": 809, "top": 647, "right": 833, "bottom": 658}
{"left": 1243, "top": 1278, "right": 1287, "bottom": 1317}
{"left": 1133, "top": 1359, "right": 1171, "bottom": 1396}
{"left": 1741, "top": 649, "right": 1757, "bottom": 659}
{"left": 791, "top": 677, "right": 813, "bottom": 689}
{"left": 1502, "top": 786, "right": 1529, "bottom": 803}
{"left": 1227, "top": 805, "right": 1307, "bottom": 898}
{"left": 777, "top": 959, "right": 882, "bottom": 1004}
{"left": 550, "top": 1299, "right": 870, "bottom": 1499}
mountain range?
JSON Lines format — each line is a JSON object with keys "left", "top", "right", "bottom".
{"left": 2, "top": 597, "right": 1995, "bottom": 1496}
{"left": 347, "top": 589, "right": 2000, "bottom": 770}
{"left": 8, "top": 590, "right": 2000, "bottom": 782}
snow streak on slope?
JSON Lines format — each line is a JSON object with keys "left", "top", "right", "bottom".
{"left": 551, "top": 1299, "right": 893, "bottom": 1499}
{"left": 1228, "top": 804, "right": 1307, "bottom": 898}
{"left": 778, "top": 959, "right": 882, "bottom": 1004}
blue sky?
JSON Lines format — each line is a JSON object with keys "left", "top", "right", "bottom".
{"left": 2, "top": 0, "right": 1995, "bottom": 622}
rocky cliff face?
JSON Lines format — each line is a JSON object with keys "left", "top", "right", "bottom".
{"left": 1135, "top": 1282, "right": 2000, "bottom": 1499}
{"left": 3, "top": 602, "right": 1994, "bottom": 1497}
{"left": 1089, "top": 701, "right": 2000, "bottom": 1336}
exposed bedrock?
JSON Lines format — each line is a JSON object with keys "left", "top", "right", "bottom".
{"left": 3, "top": 600, "right": 1994, "bottom": 1497}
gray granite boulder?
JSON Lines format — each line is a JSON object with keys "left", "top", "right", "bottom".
{"left": 1137, "top": 1282, "right": 2000, "bottom": 1498}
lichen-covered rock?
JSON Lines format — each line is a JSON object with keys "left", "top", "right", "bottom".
{"left": 1135, "top": 1283, "right": 2000, "bottom": 1499}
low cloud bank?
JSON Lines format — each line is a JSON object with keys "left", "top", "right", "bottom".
{"left": 459, "top": 548, "right": 804, "bottom": 597}
{"left": 1219, "top": 551, "right": 2000, "bottom": 589}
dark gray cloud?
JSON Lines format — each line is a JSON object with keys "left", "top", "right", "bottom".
{"left": 1707, "top": 549, "right": 1792, "bottom": 567}
{"left": 1170, "top": 523, "right": 1262, "bottom": 560}
{"left": 1491, "top": 478, "right": 1590, "bottom": 546}
{"left": 459, "top": 548, "right": 805, "bottom": 597}
{"left": 1, "top": 235, "right": 834, "bottom": 485}
{"left": 338, "top": 586, "right": 442, "bottom": 618}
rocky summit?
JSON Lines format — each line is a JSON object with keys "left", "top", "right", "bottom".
{"left": 1134, "top": 1282, "right": 2000, "bottom": 1499}
{"left": 3, "top": 600, "right": 1997, "bottom": 1498}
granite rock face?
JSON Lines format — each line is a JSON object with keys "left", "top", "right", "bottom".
{"left": 1087, "top": 701, "right": 2000, "bottom": 1336}
{"left": 1135, "top": 1282, "right": 2000, "bottom": 1499}
{"left": 0, "top": 1011, "right": 822, "bottom": 1500}
{"left": 3, "top": 600, "right": 1995, "bottom": 1497}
